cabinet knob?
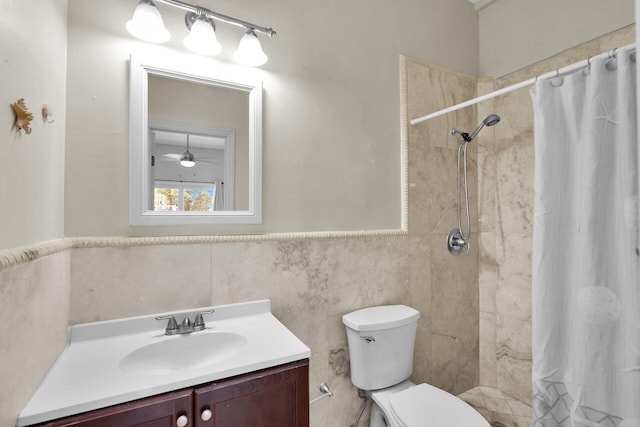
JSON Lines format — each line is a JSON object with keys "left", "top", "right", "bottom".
{"left": 201, "top": 409, "right": 212, "bottom": 421}
{"left": 176, "top": 414, "right": 188, "bottom": 427}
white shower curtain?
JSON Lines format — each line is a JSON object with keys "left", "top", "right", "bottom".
{"left": 531, "top": 49, "right": 639, "bottom": 426}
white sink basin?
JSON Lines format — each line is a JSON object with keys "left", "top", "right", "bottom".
{"left": 18, "top": 299, "right": 311, "bottom": 427}
{"left": 119, "top": 332, "right": 248, "bottom": 375}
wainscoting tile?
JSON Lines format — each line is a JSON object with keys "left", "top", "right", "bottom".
{"left": 70, "top": 244, "right": 212, "bottom": 323}
{"left": 0, "top": 251, "right": 70, "bottom": 427}
{"left": 430, "top": 332, "right": 478, "bottom": 395}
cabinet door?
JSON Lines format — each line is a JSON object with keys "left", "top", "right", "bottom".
{"left": 37, "top": 389, "right": 193, "bottom": 427}
{"left": 194, "top": 359, "right": 309, "bottom": 427}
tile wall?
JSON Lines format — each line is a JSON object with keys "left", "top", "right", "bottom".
{"left": 0, "top": 251, "right": 70, "bottom": 427}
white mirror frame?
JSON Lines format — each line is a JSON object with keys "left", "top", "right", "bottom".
{"left": 129, "top": 53, "right": 262, "bottom": 226}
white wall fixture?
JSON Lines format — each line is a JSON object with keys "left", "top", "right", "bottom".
{"left": 126, "top": 0, "right": 275, "bottom": 66}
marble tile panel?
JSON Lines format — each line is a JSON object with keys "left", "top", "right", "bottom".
{"left": 480, "top": 311, "right": 496, "bottom": 344}
{"left": 495, "top": 141, "right": 535, "bottom": 235}
{"left": 496, "top": 316, "right": 532, "bottom": 403}
{"left": 478, "top": 143, "right": 497, "bottom": 232}
{"left": 515, "top": 416, "right": 533, "bottom": 427}
{"left": 429, "top": 332, "right": 478, "bottom": 396}
{"left": 426, "top": 145, "right": 480, "bottom": 234}
{"left": 406, "top": 59, "right": 477, "bottom": 150}
{"left": 508, "top": 398, "right": 533, "bottom": 417}
{"left": 459, "top": 385, "right": 532, "bottom": 427}
{"left": 479, "top": 269, "right": 497, "bottom": 314}
{"left": 497, "top": 315, "right": 531, "bottom": 357}
{"left": 494, "top": 88, "right": 534, "bottom": 154}
{"left": 485, "top": 396, "right": 512, "bottom": 413}
{"left": 323, "top": 236, "right": 414, "bottom": 317}
{"left": 496, "top": 353, "right": 532, "bottom": 405}
{"left": 478, "top": 231, "right": 497, "bottom": 315}
{"left": 0, "top": 251, "right": 70, "bottom": 427}
{"left": 407, "top": 145, "right": 431, "bottom": 237}
{"left": 496, "top": 232, "right": 533, "bottom": 291}
{"left": 210, "top": 239, "right": 329, "bottom": 365}
{"left": 479, "top": 338, "right": 497, "bottom": 387}
{"left": 70, "top": 244, "right": 212, "bottom": 324}
{"left": 430, "top": 236, "right": 479, "bottom": 338}
{"left": 424, "top": 148, "right": 455, "bottom": 230}
{"left": 478, "top": 385, "right": 506, "bottom": 399}
{"left": 496, "top": 285, "right": 531, "bottom": 322}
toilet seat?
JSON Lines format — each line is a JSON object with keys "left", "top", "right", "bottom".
{"left": 372, "top": 382, "right": 490, "bottom": 427}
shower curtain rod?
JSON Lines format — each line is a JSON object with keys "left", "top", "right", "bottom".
{"left": 410, "top": 43, "right": 636, "bottom": 126}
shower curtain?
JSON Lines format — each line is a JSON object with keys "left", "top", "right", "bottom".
{"left": 531, "top": 49, "right": 639, "bottom": 426}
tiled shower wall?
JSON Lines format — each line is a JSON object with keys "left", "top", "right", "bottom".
{"left": 477, "top": 25, "right": 636, "bottom": 404}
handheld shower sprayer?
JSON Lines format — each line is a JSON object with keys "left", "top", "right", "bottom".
{"left": 447, "top": 114, "right": 501, "bottom": 256}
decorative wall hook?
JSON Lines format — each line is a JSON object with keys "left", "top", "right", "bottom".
{"left": 11, "top": 98, "right": 34, "bottom": 134}
{"left": 42, "top": 104, "right": 54, "bottom": 124}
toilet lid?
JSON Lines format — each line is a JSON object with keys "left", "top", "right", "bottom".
{"left": 389, "top": 384, "right": 489, "bottom": 427}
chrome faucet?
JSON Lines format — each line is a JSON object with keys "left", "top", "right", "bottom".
{"left": 156, "top": 309, "right": 214, "bottom": 335}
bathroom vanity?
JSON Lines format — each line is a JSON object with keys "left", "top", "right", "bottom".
{"left": 30, "top": 359, "right": 308, "bottom": 427}
{"left": 18, "top": 300, "right": 311, "bottom": 427}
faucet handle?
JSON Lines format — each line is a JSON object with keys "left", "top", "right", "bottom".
{"left": 155, "top": 315, "right": 179, "bottom": 335}
{"left": 181, "top": 317, "right": 192, "bottom": 328}
{"left": 193, "top": 309, "right": 215, "bottom": 331}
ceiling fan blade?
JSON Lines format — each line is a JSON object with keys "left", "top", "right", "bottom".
{"left": 162, "top": 153, "right": 182, "bottom": 159}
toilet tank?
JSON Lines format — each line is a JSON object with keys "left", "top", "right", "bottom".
{"left": 342, "top": 305, "right": 420, "bottom": 390}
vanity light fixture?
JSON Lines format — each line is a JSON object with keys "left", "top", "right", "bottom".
{"left": 126, "top": 0, "right": 276, "bottom": 66}
{"left": 234, "top": 29, "right": 268, "bottom": 66}
{"left": 126, "top": 0, "right": 171, "bottom": 43}
{"left": 183, "top": 13, "right": 221, "bottom": 56}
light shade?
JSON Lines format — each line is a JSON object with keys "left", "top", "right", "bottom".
{"left": 234, "top": 29, "right": 268, "bottom": 66}
{"left": 180, "top": 151, "right": 195, "bottom": 167}
{"left": 126, "top": 0, "right": 170, "bottom": 43}
{"left": 184, "top": 15, "right": 222, "bottom": 56}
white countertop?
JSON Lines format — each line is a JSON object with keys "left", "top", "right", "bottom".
{"left": 17, "top": 299, "right": 311, "bottom": 426}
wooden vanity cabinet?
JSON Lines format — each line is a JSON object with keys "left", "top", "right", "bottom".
{"left": 193, "top": 359, "right": 309, "bottom": 427}
{"left": 31, "top": 359, "right": 309, "bottom": 427}
{"left": 37, "top": 389, "right": 193, "bottom": 427}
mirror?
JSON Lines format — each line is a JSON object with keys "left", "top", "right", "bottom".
{"left": 129, "top": 54, "right": 262, "bottom": 226}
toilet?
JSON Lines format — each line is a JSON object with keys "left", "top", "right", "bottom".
{"left": 342, "top": 305, "right": 490, "bottom": 427}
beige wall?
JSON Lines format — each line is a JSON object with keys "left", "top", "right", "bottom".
{"left": 64, "top": 0, "right": 479, "bottom": 237}
{"left": 477, "top": 25, "right": 636, "bottom": 404}
{"left": 479, "top": 0, "right": 635, "bottom": 77}
{"left": 0, "top": 0, "right": 67, "bottom": 250}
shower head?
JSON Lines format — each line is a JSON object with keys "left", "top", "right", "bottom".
{"left": 483, "top": 114, "right": 501, "bottom": 127}
{"left": 467, "top": 113, "right": 501, "bottom": 141}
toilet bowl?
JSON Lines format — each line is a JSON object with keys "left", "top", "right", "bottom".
{"left": 343, "top": 305, "right": 490, "bottom": 427}
{"left": 369, "top": 381, "right": 489, "bottom": 427}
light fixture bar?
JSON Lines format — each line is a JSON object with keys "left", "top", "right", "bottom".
{"left": 156, "top": 0, "right": 276, "bottom": 37}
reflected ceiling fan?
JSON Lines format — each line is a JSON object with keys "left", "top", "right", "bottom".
{"left": 155, "top": 133, "right": 220, "bottom": 168}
